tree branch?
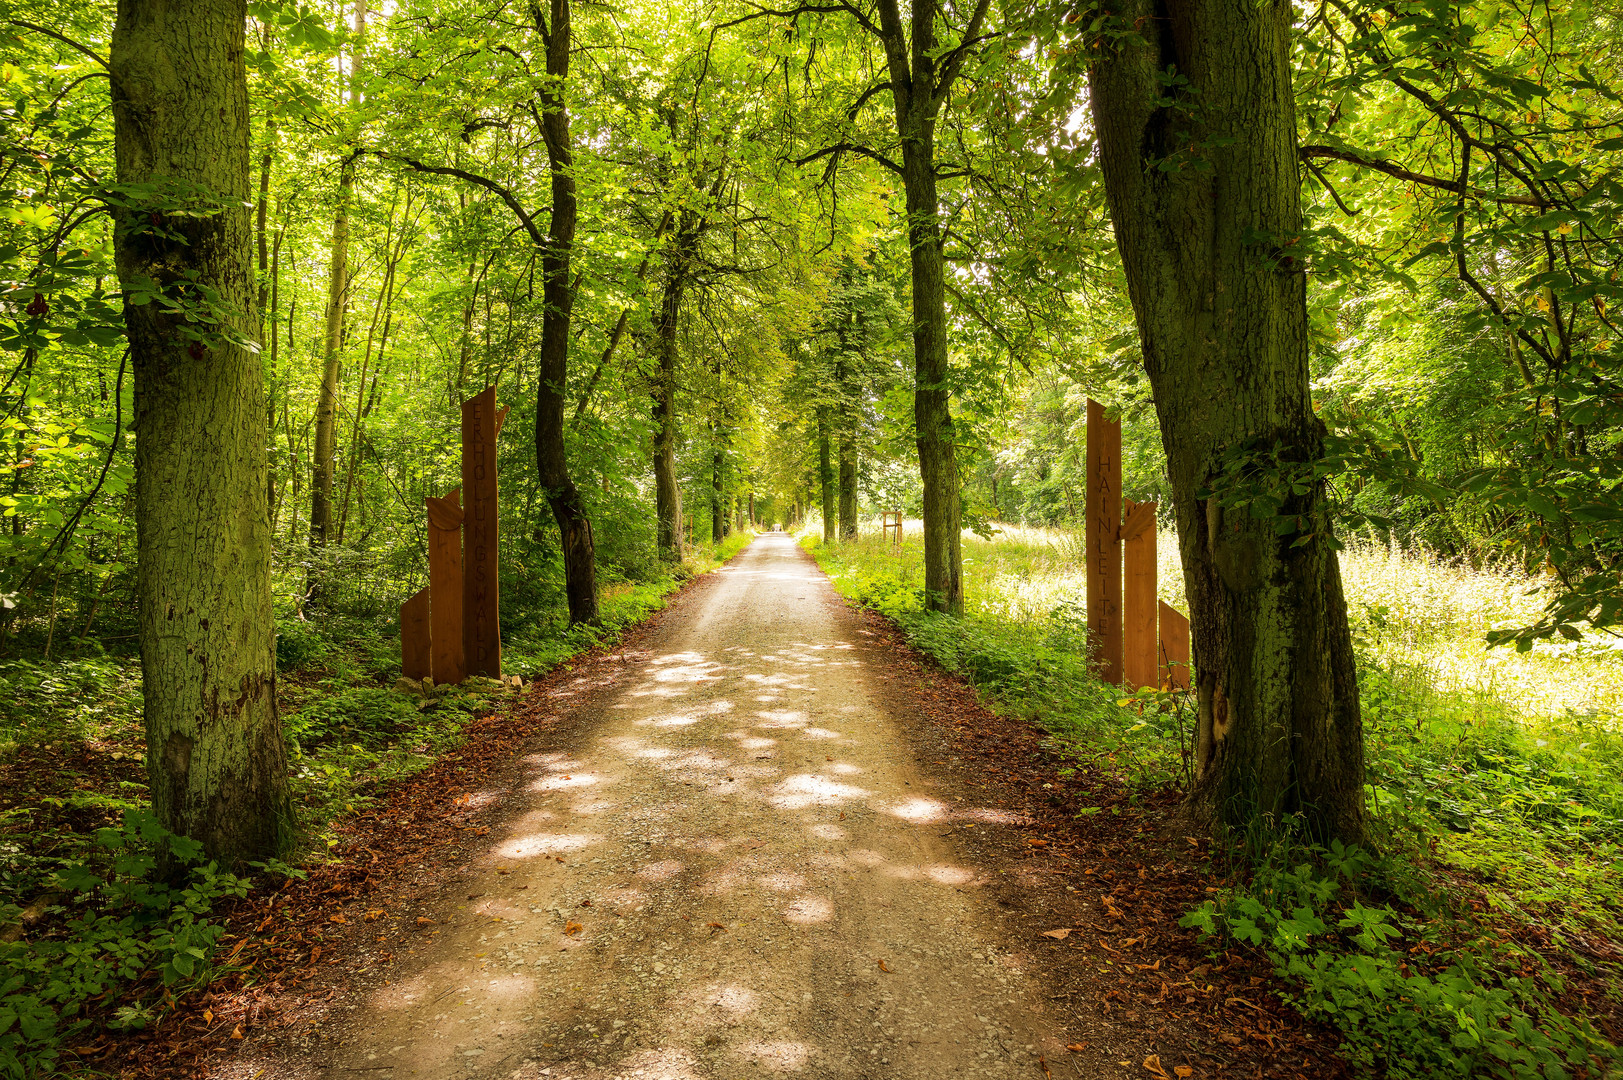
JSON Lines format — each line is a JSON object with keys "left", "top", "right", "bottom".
{"left": 1298, "top": 145, "right": 1546, "bottom": 207}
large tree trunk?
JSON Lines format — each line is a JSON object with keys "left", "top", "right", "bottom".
{"left": 1089, "top": 0, "right": 1364, "bottom": 842}
{"left": 310, "top": 0, "right": 365, "bottom": 562}
{"left": 651, "top": 272, "right": 683, "bottom": 563}
{"left": 711, "top": 433, "right": 725, "bottom": 544}
{"left": 817, "top": 409, "right": 835, "bottom": 544}
{"left": 535, "top": 0, "right": 599, "bottom": 624}
{"left": 310, "top": 167, "right": 351, "bottom": 554}
{"left": 112, "top": 0, "right": 292, "bottom": 862}
{"left": 900, "top": 136, "right": 962, "bottom": 612}
{"left": 838, "top": 436, "right": 857, "bottom": 540}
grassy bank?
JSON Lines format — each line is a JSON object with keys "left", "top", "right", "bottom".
{"left": 803, "top": 522, "right": 1621, "bottom": 1078}
{"left": 0, "top": 530, "right": 752, "bottom": 1077}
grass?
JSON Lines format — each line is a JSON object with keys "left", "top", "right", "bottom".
{"left": 802, "top": 517, "right": 1622, "bottom": 1078}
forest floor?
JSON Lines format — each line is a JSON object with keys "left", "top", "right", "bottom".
{"left": 174, "top": 532, "right": 1341, "bottom": 1080}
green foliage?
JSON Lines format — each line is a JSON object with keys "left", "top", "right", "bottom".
{"left": 0, "top": 809, "right": 255, "bottom": 1080}
{"left": 1180, "top": 839, "right": 1613, "bottom": 1079}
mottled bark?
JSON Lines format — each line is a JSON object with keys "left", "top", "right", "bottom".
{"left": 838, "top": 437, "right": 857, "bottom": 540}
{"left": 535, "top": 0, "right": 598, "bottom": 624}
{"left": 651, "top": 271, "right": 683, "bottom": 563}
{"left": 1089, "top": 0, "right": 1364, "bottom": 841}
{"left": 818, "top": 409, "right": 835, "bottom": 545}
{"left": 112, "top": 0, "right": 292, "bottom": 861}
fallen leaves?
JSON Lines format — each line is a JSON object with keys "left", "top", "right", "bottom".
{"left": 1040, "top": 928, "right": 1075, "bottom": 940}
{"left": 1065, "top": 1042, "right": 1088, "bottom": 1052}
{"left": 706, "top": 922, "right": 727, "bottom": 932}
{"left": 563, "top": 921, "right": 583, "bottom": 936}
{"left": 876, "top": 959, "right": 891, "bottom": 973}
{"left": 1142, "top": 1054, "right": 1193, "bottom": 1079}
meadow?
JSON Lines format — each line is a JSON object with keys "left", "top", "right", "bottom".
{"left": 802, "top": 519, "right": 1623, "bottom": 1078}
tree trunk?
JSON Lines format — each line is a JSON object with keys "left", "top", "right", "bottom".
{"left": 651, "top": 271, "right": 683, "bottom": 563}
{"left": 1089, "top": 0, "right": 1364, "bottom": 842}
{"left": 111, "top": 0, "right": 292, "bottom": 862}
{"left": 309, "top": 0, "right": 365, "bottom": 562}
{"left": 818, "top": 409, "right": 835, "bottom": 544}
{"left": 838, "top": 435, "right": 857, "bottom": 540}
{"left": 535, "top": 0, "right": 599, "bottom": 624}
{"left": 711, "top": 431, "right": 725, "bottom": 544}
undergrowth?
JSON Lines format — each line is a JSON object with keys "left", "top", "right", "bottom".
{"left": 804, "top": 524, "right": 1622, "bottom": 1079}
{"left": 0, "top": 530, "right": 751, "bottom": 1076}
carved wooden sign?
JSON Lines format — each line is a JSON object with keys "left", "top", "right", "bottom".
{"left": 1122, "top": 498, "right": 1158, "bottom": 691}
{"left": 400, "top": 587, "right": 431, "bottom": 681}
{"left": 1159, "top": 602, "right": 1191, "bottom": 691}
{"left": 1086, "top": 399, "right": 1123, "bottom": 686}
{"left": 462, "top": 386, "right": 502, "bottom": 678}
{"left": 426, "top": 488, "right": 465, "bottom": 685}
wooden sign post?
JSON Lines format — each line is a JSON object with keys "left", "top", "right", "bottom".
{"left": 1086, "top": 400, "right": 1123, "bottom": 686}
{"left": 1084, "top": 403, "right": 1191, "bottom": 692}
{"left": 461, "top": 387, "right": 502, "bottom": 679}
{"left": 426, "top": 488, "right": 465, "bottom": 685}
{"left": 882, "top": 510, "right": 903, "bottom": 552}
{"left": 1159, "top": 602, "right": 1191, "bottom": 691}
{"left": 1122, "top": 498, "right": 1158, "bottom": 690}
{"left": 400, "top": 588, "right": 431, "bottom": 680}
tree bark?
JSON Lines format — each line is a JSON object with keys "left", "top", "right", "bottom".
{"left": 711, "top": 431, "right": 725, "bottom": 544}
{"left": 838, "top": 435, "right": 857, "bottom": 540}
{"left": 1088, "top": 0, "right": 1364, "bottom": 841}
{"left": 309, "top": 0, "right": 365, "bottom": 563}
{"left": 535, "top": 0, "right": 599, "bottom": 624}
{"left": 111, "top": 0, "right": 292, "bottom": 862}
{"left": 651, "top": 268, "right": 683, "bottom": 563}
{"left": 818, "top": 408, "right": 835, "bottom": 544}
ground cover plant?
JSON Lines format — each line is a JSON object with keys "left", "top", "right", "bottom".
{"left": 804, "top": 522, "right": 1623, "bottom": 1077}
{"left": 0, "top": 534, "right": 748, "bottom": 1077}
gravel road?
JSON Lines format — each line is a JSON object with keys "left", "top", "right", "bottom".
{"left": 320, "top": 532, "right": 1072, "bottom": 1079}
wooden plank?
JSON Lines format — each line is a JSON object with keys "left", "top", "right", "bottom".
{"left": 462, "top": 386, "right": 502, "bottom": 678}
{"left": 1159, "top": 601, "right": 1191, "bottom": 692}
{"left": 1122, "top": 499, "right": 1158, "bottom": 689}
{"left": 1086, "top": 399, "right": 1123, "bottom": 685}
{"left": 400, "top": 587, "right": 431, "bottom": 681}
{"left": 426, "top": 487, "right": 464, "bottom": 685}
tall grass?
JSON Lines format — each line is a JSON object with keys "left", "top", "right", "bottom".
{"left": 803, "top": 518, "right": 1622, "bottom": 1075}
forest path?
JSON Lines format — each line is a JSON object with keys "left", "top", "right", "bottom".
{"left": 315, "top": 533, "right": 1079, "bottom": 1080}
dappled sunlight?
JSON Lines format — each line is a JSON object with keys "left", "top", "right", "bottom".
{"left": 732, "top": 1039, "right": 813, "bottom": 1071}
{"left": 699, "top": 982, "right": 761, "bottom": 1018}
{"left": 782, "top": 895, "right": 834, "bottom": 924}
{"left": 637, "top": 859, "right": 685, "bottom": 882}
{"left": 490, "top": 832, "right": 597, "bottom": 859}
{"left": 765, "top": 773, "right": 871, "bottom": 809}
{"left": 808, "top": 823, "right": 847, "bottom": 841}
{"left": 797, "top": 726, "right": 843, "bottom": 740}
{"left": 755, "top": 871, "right": 807, "bottom": 893}
{"left": 530, "top": 772, "right": 606, "bottom": 792}
{"left": 951, "top": 807, "right": 1034, "bottom": 826}
{"left": 923, "top": 864, "right": 977, "bottom": 886}
{"left": 826, "top": 761, "right": 862, "bottom": 775}
{"left": 569, "top": 798, "right": 617, "bottom": 815}
{"left": 879, "top": 796, "right": 951, "bottom": 823}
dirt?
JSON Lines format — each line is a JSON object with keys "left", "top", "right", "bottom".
{"left": 174, "top": 533, "right": 1343, "bottom": 1080}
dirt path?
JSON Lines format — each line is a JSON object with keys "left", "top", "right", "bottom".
{"left": 306, "top": 533, "right": 1083, "bottom": 1079}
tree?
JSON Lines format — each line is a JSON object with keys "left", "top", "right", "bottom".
{"left": 111, "top": 0, "right": 293, "bottom": 859}
{"left": 534, "top": 0, "right": 599, "bottom": 625}
{"left": 1087, "top": 0, "right": 1365, "bottom": 841}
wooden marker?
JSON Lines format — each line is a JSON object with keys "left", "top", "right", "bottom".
{"left": 400, "top": 587, "right": 431, "bottom": 681}
{"left": 1086, "top": 400, "right": 1123, "bottom": 685}
{"left": 1122, "top": 499, "right": 1158, "bottom": 689}
{"left": 1159, "top": 602, "right": 1191, "bottom": 692}
{"left": 426, "top": 488, "right": 465, "bottom": 685}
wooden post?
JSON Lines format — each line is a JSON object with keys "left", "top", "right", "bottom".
{"left": 462, "top": 386, "right": 501, "bottom": 678}
{"left": 1122, "top": 498, "right": 1157, "bottom": 689}
{"left": 426, "top": 487, "right": 465, "bottom": 685}
{"left": 1159, "top": 601, "right": 1191, "bottom": 691}
{"left": 882, "top": 510, "right": 903, "bottom": 551}
{"left": 1086, "top": 400, "right": 1123, "bottom": 685}
{"left": 400, "top": 587, "right": 430, "bottom": 680}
